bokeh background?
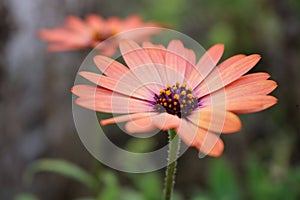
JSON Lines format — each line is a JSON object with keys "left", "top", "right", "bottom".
{"left": 1, "top": 0, "right": 300, "bottom": 199}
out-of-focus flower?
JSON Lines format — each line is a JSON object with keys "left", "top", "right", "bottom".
{"left": 38, "top": 15, "right": 160, "bottom": 55}
{"left": 72, "top": 39, "right": 277, "bottom": 157}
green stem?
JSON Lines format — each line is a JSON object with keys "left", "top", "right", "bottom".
{"left": 164, "top": 129, "right": 180, "bottom": 200}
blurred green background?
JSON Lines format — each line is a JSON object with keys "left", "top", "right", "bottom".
{"left": 0, "top": 0, "right": 299, "bottom": 199}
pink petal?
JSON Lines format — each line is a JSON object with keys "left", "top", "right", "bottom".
{"left": 38, "top": 29, "right": 90, "bottom": 45}
{"left": 38, "top": 29, "right": 70, "bottom": 42}
{"left": 142, "top": 41, "right": 165, "bottom": 65}
{"left": 224, "top": 80, "right": 277, "bottom": 99}
{"left": 187, "top": 107, "right": 242, "bottom": 133}
{"left": 75, "top": 97, "right": 150, "bottom": 114}
{"left": 143, "top": 42, "right": 184, "bottom": 86}
{"left": 185, "top": 48, "right": 196, "bottom": 66}
{"left": 122, "top": 15, "right": 143, "bottom": 29}
{"left": 106, "top": 17, "right": 121, "bottom": 31}
{"left": 97, "top": 44, "right": 118, "bottom": 57}
{"left": 142, "top": 40, "right": 187, "bottom": 85}
{"left": 225, "top": 95, "right": 278, "bottom": 114}
{"left": 182, "top": 48, "right": 199, "bottom": 88}
{"left": 151, "top": 113, "right": 181, "bottom": 130}
{"left": 218, "top": 54, "right": 261, "bottom": 84}
{"left": 125, "top": 113, "right": 181, "bottom": 133}
{"left": 71, "top": 84, "right": 99, "bottom": 97}
{"left": 100, "top": 112, "right": 156, "bottom": 126}
{"left": 228, "top": 72, "right": 271, "bottom": 85}
{"left": 217, "top": 54, "right": 246, "bottom": 70}
{"left": 184, "top": 66, "right": 203, "bottom": 89}
{"left": 194, "top": 54, "right": 260, "bottom": 97}
{"left": 47, "top": 43, "right": 84, "bottom": 51}
{"left": 119, "top": 40, "right": 163, "bottom": 86}
{"left": 184, "top": 48, "right": 196, "bottom": 77}
{"left": 93, "top": 55, "right": 130, "bottom": 79}
{"left": 125, "top": 116, "right": 158, "bottom": 133}
{"left": 202, "top": 73, "right": 276, "bottom": 104}
{"left": 176, "top": 119, "right": 224, "bottom": 157}
{"left": 184, "top": 44, "right": 224, "bottom": 90}
{"left": 86, "top": 14, "right": 104, "bottom": 31}
{"left": 193, "top": 44, "right": 224, "bottom": 86}
{"left": 201, "top": 94, "right": 278, "bottom": 114}
{"left": 78, "top": 71, "right": 153, "bottom": 100}
{"left": 165, "top": 40, "right": 187, "bottom": 82}
{"left": 72, "top": 85, "right": 152, "bottom": 113}
{"left": 193, "top": 55, "right": 245, "bottom": 97}
{"left": 66, "top": 16, "right": 90, "bottom": 34}
{"left": 141, "top": 42, "right": 169, "bottom": 85}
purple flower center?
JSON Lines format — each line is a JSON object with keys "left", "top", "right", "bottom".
{"left": 153, "top": 82, "right": 199, "bottom": 118}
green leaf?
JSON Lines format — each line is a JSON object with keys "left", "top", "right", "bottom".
{"left": 125, "top": 138, "right": 155, "bottom": 153}
{"left": 73, "top": 198, "right": 96, "bottom": 200}
{"left": 246, "top": 156, "right": 283, "bottom": 200}
{"left": 141, "top": 0, "right": 186, "bottom": 28}
{"left": 15, "top": 193, "right": 39, "bottom": 200}
{"left": 130, "top": 172, "right": 162, "bottom": 200}
{"left": 97, "top": 171, "right": 120, "bottom": 200}
{"left": 191, "top": 190, "right": 212, "bottom": 200}
{"left": 208, "top": 23, "right": 235, "bottom": 47}
{"left": 24, "top": 159, "right": 99, "bottom": 191}
{"left": 207, "top": 158, "right": 241, "bottom": 200}
{"left": 118, "top": 188, "right": 143, "bottom": 200}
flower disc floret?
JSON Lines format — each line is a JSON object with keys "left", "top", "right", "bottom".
{"left": 154, "top": 82, "right": 198, "bottom": 118}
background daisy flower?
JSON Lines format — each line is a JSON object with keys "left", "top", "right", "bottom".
{"left": 38, "top": 14, "right": 160, "bottom": 56}
{"left": 72, "top": 39, "right": 277, "bottom": 157}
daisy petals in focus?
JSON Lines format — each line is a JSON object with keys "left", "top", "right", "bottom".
{"left": 72, "top": 39, "right": 277, "bottom": 157}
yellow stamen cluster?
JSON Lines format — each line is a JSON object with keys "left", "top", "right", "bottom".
{"left": 154, "top": 83, "right": 198, "bottom": 118}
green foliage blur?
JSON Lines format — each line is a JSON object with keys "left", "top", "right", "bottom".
{"left": 16, "top": 154, "right": 300, "bottom": 200}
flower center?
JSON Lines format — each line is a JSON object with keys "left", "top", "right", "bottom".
{"left": 92, "top": 32, "right": 107, "bottom": 42}
{"left": 153, "top": 82, "right": 199, "bottom": 118}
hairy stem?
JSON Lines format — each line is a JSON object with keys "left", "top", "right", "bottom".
{"left": 164, "top": 129, "right": 180, "bottom": 200}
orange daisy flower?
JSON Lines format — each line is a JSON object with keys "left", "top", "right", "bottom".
{"left": 38, "top": 14, "right": 160, "bottom": 55}
{"left": 71, "top": 39, "right": 277, "bottom": 157}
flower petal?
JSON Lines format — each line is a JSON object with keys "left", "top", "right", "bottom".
{"left": 184, "top": 44, "right": 224, "bottom": 89}
{"left": 142, "top": 41, "right": 166, "bottom": 64}
{"left": 184, "top": 48, "right": 196, "bottom": 76}
{"left": 125, "top": 116, "right": 158, "bottom": 133}
{"left": 142, "top": 42, "right": 169, "bottom": 84}
{"left": 225, "top": 80, "right": 277, "bottom": 99}
{"left": 66, "top": 16, "right": 90, "bottom": 34}
{"left": 119, "top": 39, "right": 163, "bottom": 86}
{"left": 73, "top": 85, "right": 152, "bottom": 113}
{"left": 125, "top": 113, "right": 181, "bottom": 133}
{"left": 38, "top": 29, "right": 90, "bottom": 45}
{"left": 78, "top": 71, "right": 153, "bottom": 100}
{"left": 86, "top": 14, "right": 104, "bottom": 31}
{"left": 230, "top": 72, "right": 271, "bottom": 84}
{"left": 194, "top": 54, "right": 260, "bottom": 97}
{"left": 217, "top": 54, "right": 261, "bottom": 84}
{"left": 46, "top": 43, "right": 84, "bottom": 51}
{"left": 202, "top": 73, "right": 277, "bottom": 105}
{"left": 100, "top": 112, "right": 156, "bottom": 126}
{"left": 176, "top": 119, "right": 224, "bottom": 157}
{"left": 225, "top": 95, "right": 278, "bottom": 114}
{"left": 201, "top": 93, "right": 278, "bottom": 114}
{"left": 151, "top": 113, "right": 181, "bottom": 130}
{"left": 185, "top": 48, "right": 196, "bottom": 66}
{"left": 187, "top": 107, "right": 242, "bottom": 133}
{"left": 165, "top": 40, "right": 187, "bottom": 81}
{"left": 93, "top": 55, "right": 130, "bottom": 79}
